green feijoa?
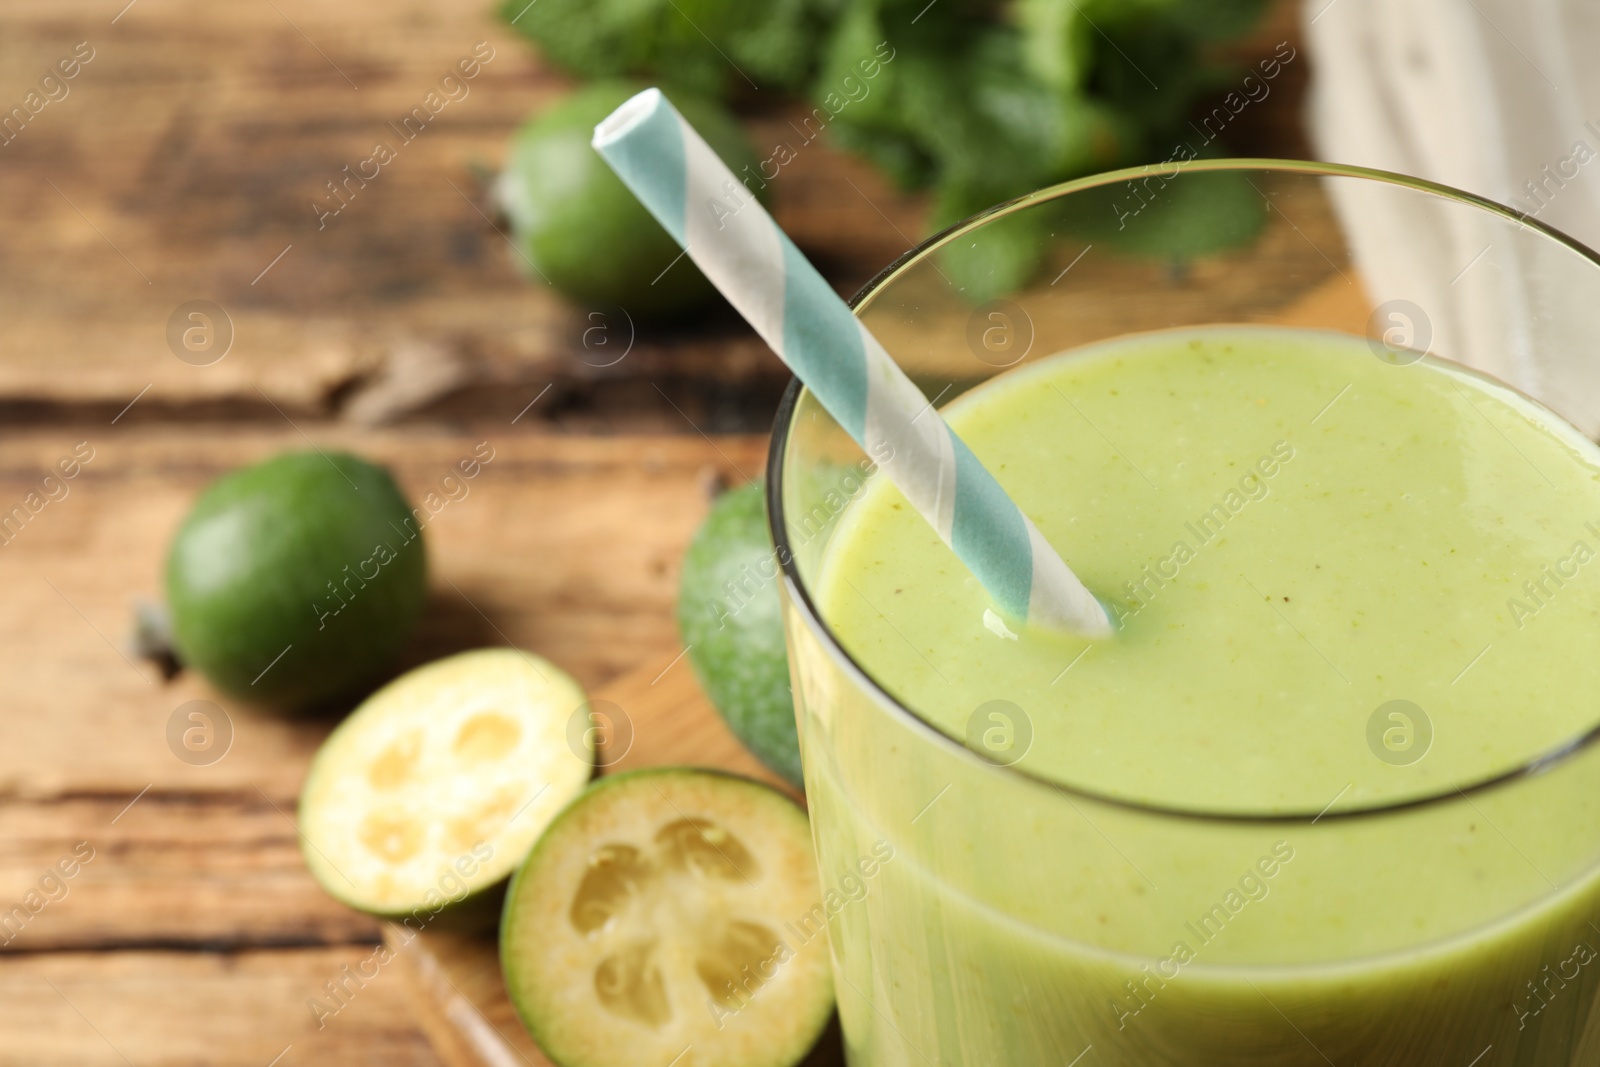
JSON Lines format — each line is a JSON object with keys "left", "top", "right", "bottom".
{"left": 165, "top": 450, "right": 427, "bottom": 711}
{"left": 496, "top": 81, "right": 764, "bottom": 319}
{"left": 678, "top": 481, "right": 801, "bottom": 788}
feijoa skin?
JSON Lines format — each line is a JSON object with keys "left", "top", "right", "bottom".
{"left": 677, "top": 481, "right": 803, "bottom": 788}
{"left": 165, "top": 450, "right": 427, "bottom": 711}
{"left": 496, "top": 81, "right": 764, "bottom": 319}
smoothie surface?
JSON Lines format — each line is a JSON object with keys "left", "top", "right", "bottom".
{"left": 816, "top": 327, "right": 1600, "bottom": 814}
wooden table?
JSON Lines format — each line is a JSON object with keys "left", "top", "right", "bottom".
{"left": 0, "top": 1, "right": 1310, "bottom": 1062}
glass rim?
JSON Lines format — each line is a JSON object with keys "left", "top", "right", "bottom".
{"left": 765, "top": 157, "right": 1600, "bottom": 826}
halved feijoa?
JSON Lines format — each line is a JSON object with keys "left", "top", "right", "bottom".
{"left": 299, "top": 648, "right": 592, "bottom": 919}
{"left": 502, "top": 768, "right": 833, "bottom": 1067}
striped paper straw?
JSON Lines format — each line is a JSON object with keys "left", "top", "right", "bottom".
{"left": 593, "top": 89, "right": 1110, "bottom": 638}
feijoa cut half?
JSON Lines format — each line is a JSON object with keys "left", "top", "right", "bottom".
{"left": 299, "top": 648, "right": 593, "bottom": 919}
{"left": 502, "top": 768, "right": 834, "bottom": 1067}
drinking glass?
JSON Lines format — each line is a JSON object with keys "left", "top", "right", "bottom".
{"left": 767, "top": 161, "right": 1600, "bottom": 1065}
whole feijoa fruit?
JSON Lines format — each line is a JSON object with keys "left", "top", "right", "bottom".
{"left": 496, "top": 81, "right": 763, "bottom": 319}
{"left": 677, "top": 481, "right": 801, "bottom": 787}
{"left": 165, "top": 450, "right": 427, "bottom": 711}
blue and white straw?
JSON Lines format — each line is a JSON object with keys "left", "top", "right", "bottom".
{"left": 593, "top": 89, "right": 1111, "bottom": 638}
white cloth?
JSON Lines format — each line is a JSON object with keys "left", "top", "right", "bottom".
{"left": 1306, "top": 0, "right": 1600, "bottom": 435}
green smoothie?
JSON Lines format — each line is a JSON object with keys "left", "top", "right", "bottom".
{"left": 798, "top": 327, "right": 1600, "bottom": 1064}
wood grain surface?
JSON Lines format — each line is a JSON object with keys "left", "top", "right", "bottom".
{"left": 0, "top": 0, "right": 922, "bottom": 432}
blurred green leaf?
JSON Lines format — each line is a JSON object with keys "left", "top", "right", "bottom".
{"left": 1142, "top": 0, "right": 1273, "bottom": 41}
{"left": 934, "top": 195, "right": 1055, "bottom": 304}
{"left": 498, "top": 0, "right": 832, "bottom": 94}
{"left": 1015, "top": 0, "right": 1095, "bottom": 92}
{"left": 497, "top": 0, "right": 1277, "bottom": 293}
{"left": 1058, "top": 165, "right": 1268, "bottom": 260}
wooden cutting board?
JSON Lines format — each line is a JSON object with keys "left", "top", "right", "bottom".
{"left": 380, "top": 654, "right": 842, "bottom": 1067}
